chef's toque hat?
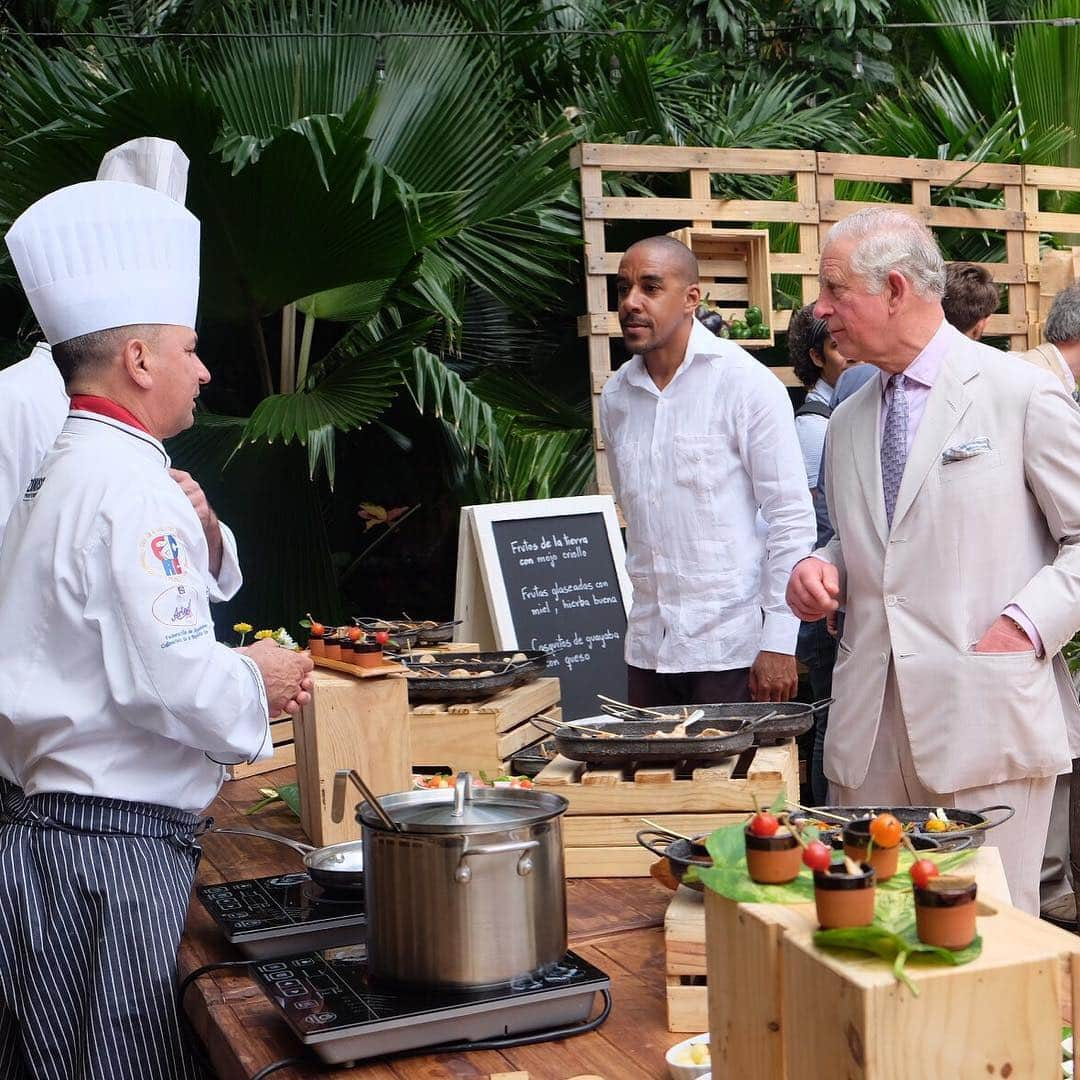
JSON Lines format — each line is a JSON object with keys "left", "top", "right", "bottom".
{"left": 96, "top": 136, "right": 190, "bottom": 205}
{"left": 4, "top": 180, "right": 200, "bottom": 345}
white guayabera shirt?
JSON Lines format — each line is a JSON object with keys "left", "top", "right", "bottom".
{"left": 599, "top": 318, "right": 815, "bottom": 674}
{"left": 0, "top": 411, "right": 270, "bottom": 813}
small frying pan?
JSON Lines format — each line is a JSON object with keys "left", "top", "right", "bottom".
{"left": 636, "top": 829, "right": 711, "bottom": 892}
{"left": 209, "top": 825, "right": 364, "bottom": 892}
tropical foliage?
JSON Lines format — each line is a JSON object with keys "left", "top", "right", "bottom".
{"left": 2, "top": 0, "right": 1079, "bottom": 626}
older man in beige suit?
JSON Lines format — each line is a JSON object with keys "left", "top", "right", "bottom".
{"left": 787, "top": 207, "right": 1080, "bottom": 913}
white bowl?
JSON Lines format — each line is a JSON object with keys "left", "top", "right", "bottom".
{"left": 665, "top": 1032, "right": 711, "bottom": 1080}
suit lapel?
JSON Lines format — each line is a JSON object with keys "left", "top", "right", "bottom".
{"left": 849, "top": 378, "right": 888, "bottom": 547}
{"left": 891, "top": 346, "right": 976, "bottom": 531}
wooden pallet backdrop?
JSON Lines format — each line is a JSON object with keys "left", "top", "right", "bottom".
{"left": 573, "top": 143, "right": 1080, "bottom": 495}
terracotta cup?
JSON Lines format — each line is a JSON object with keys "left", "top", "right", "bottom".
{"left": 842, "top": 820, "right": 900, "bottom": 882}
{"left": 914, "top": 877, "right": 977, "bottom": 949}
{"left": 813, "top": 863, "right": 876, "bottom": 929}
{"left": 354, "top": 642, "right": 384, "bottom": 669}
{"left": 744, "top": 827, "right": 802, "bottom": 884}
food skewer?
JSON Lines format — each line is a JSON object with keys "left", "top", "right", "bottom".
{"left": 596, "top": 694, "right": 671, "bottom": 719}
{"left": 785, "top": 801, "right": 852, "bottom": 824}
{"left": 639, "top": 817, "right": 697, "bottom": 843}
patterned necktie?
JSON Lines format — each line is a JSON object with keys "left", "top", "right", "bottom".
{"left": 881, "top": 373, "right": 908, "bottom": 527}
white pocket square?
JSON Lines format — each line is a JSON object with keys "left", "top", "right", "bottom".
{"left": 941, "top": 437, "right": 992, "bottom": 463}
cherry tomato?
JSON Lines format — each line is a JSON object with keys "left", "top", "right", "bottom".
{"left": 748, "top": 811, "right": 779, "bottom": 838}
{"left": 910, "top": 859, "right": 940, "bottom": 889}
{"left": 802, "top": 840, "right": 832, "bottom": 872}
{"left": 869, "top": 813, "right": 903, "bottom": 849}
{"left": 307, "top": 614, "right": 325, "bottom": 636}
{"left": 373, "top": 630, "right": 390, "bottom": 645}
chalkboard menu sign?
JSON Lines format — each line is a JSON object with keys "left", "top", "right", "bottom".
{"left": 454, "top": 497, "right": 631, "bottom": 722}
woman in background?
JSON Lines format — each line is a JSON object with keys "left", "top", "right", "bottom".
{"left": 788, "top": 304, "right": 856, "bottom": 803}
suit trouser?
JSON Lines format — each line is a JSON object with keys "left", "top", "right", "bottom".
{"left": 0, "top": 779, "right": 204, "bottom": 1080}
{"left": 1040, "top": 772, "right": 1073, "bottom": 909}
{"left": 828, "top": 664, "right": 1054, "bottom": 916}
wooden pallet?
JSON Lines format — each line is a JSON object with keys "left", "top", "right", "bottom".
{"left": 662, "top": 845, "right": 1013, "bottom": 1036}
{"left": 534, "top": 741, "right": 797, "bottom": 877}
{"left": 410, "top": 676, "right": 560, "bottom": 775}
{"left": 572, "top": 143, "right": 1080, "bottom": 495}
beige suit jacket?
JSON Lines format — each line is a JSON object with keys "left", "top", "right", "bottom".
{"left": 1020, "top": 342, "right": 1075, "bottom": 394}
{"left": 818, "top": 324, "right": 1080, "bottom": 792}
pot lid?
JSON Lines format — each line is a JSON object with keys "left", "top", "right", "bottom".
{"left": 357, "top": 774, "right": 567, "bottom": 834}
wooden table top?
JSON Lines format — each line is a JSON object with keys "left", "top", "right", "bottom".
{"left": 180, "top": 767, "right": 683, "bottom": 1080}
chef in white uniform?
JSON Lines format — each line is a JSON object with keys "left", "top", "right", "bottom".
{"left": 0, "top": 173, "right": 314, "bottom": 1079}
{"left": 0, "top": 136, "right": 234, "bottom": 569}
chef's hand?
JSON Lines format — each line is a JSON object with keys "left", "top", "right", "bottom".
{"left": 170, "top": 468, "right": 224, "bottom": 578}
{"left": 786, "top": 557, "right": 841, "bottom": 621}
{"left": 243, "top": 639, "right": 315, "bottom": 716}
{"left": 973, "top": 615, "right": 1035, "bottom": 654}
{"left": 749, "top": 651, "right": 798, "bottom": 703}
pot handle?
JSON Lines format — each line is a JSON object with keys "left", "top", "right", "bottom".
{"left": 635, "top": 829, "right": 676, "bottom": 858}
{"left": 454, "top": 838, "right": 540, "bottom": 883}
{"left": 208, "top": 825, "right": 315, "bottom": 857}
{"left": 971, "top": 804, "right": 1016, "bottom": 829}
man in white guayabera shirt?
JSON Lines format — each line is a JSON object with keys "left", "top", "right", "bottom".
{"left": 599, "top": 235, "right": 815, "bottom": 709}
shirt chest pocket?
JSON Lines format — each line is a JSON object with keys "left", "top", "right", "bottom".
{"left": 673, "top": 434, "right": 728, "bottom": 496}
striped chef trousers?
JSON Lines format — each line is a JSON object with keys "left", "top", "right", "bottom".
{"left": 0, "top": 778, "right": 205, "bottom": 1080}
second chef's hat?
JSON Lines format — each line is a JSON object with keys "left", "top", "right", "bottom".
{"left": 96, "top": 136, "right": 190, "bottom": 205}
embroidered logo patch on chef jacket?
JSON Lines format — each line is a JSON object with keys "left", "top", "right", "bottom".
{"left": 22, "top": 476, "right": 45, "bottom": 501}
{"left": 140, "top": 528, "right": 188, "bottom": 577}
{"left": 152, "top": 583, "right": 198, "bottom": 626}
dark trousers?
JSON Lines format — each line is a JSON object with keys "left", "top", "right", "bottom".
{"left": 627, "top": 664, "right": 752, "bottom": 707}
{"left": 797, "top": 618, "right": 838, "bottom": 805}
{"left": 0, "top": 779, "right": 204, "bottom": 1080}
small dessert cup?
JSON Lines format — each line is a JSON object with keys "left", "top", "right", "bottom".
{"left": 915, "top": 876, "right": 977, "bottom": 949}
{"left": 813, "top": 863, "right": 876, "bottom": 929}
{"left": 744, "top": 827, "right": 802, "bottom": 884}
{"left": 307, "top": 629, "right": 325, "bottom": 657}
{"left": 842, "top": 820, "right": 900, "bottom": 882}
{"left": 354, "top": 640, "right": 384, "bottom": 669}
{"left": 323, "top": 634, "right": 343, "bottom": 662}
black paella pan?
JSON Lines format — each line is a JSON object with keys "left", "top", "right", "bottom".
{"left": 532, "top": 715, "right": 760, "bottom": 768}
{"left": 600, "top": 699, "right": 832, "bottom": 746}
{"left": 636, "top": 830, "right": 711, "bottom": 892}
{"left": 788, "top": 804, "right": 1014, "bottom": 850}
{"left": 400, "top": 651, "right": 550, "bottom": 704}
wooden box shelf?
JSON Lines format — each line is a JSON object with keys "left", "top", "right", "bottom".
{"left": 695, "top": 847, "right": 1015, "bottom": 1076}
{"left": 669, "top": 227, "right": 774, "bottom": 347}
{"left": 533, "top": 740, "right": 798, "bottom": 878}
{"left": 409, "top": 676, "right": 560, "bottom": 775}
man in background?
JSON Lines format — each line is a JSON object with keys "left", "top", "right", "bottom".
{"left": 1022, "top": 282, "right": 1080, "bottom": 396}
{"left": 600, "top": 235, "right": 814, "bottom": 707}
{"left": 942, "top": 262, "right": 1000, "bottom": 341}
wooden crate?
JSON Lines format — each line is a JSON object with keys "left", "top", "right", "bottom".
{"left": 669, "top": 227, "right": 774, "bottom": 346}
{"left": 293, "top": 669, "right": 412, "bottom": 847}
{"left": 533, "top": 740, "right": 797, "bottom": 878}
{"left": 697, "top": 847, "right": 1012, "bottom": 1076}
{"left": 227, "top": 714, "right": 296, "bottom": 780}
{"left": 782, "top": 895, "right": 1080, "bottom": 1078}
{"left": 409, "top": 677, "right": 560, "bottom": 775}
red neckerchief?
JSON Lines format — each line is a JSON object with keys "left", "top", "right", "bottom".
{"left": 69, "top": 394, "right": 152, "bottom": 435}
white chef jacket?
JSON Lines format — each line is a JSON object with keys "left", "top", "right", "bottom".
{"left": 0, "top": 410, "right": 271, "bottom": 813}
{"left": 0, "top": 344, "right": 68, "bottom": 548}
{"left": 599, "top": 319, "right": 815, "bottom": 673}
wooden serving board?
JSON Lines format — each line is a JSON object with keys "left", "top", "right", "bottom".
{"left": 311, "top": 655, "right": 405, "bottom": 678}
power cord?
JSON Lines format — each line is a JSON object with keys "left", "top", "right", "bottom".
{"left": 251, "top": 1056, "right": 308, "bottom": 1079}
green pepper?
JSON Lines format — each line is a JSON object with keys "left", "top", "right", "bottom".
{"left": 750, "top": 323, "right": 770, "bottom": 339}
{"left": 744, "top": 305, "right": 763, "bottom": 327}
